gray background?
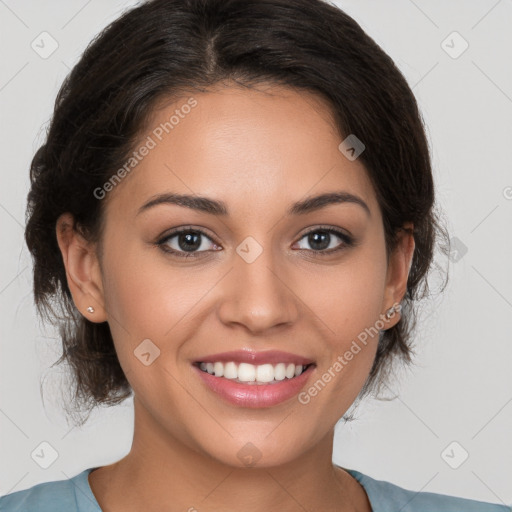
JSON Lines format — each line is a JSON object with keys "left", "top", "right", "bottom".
{"left": 1, "top": 0, "right": 511, "bottom": 506}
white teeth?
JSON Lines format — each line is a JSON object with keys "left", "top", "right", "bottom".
{"left": 224, "top": 361, "right": 238, "bottom": 379}
{"left": 273, "top": 363, "right": 286, "bottom": 381}
{"left": 285, "top": 363, "right": 295, "bottom": 379}
{"left": 213, "top": 362, "right": 224, "bottom": 377}
{"left": 238, "top": 363, "right": 256, "bottom": 382}
{"left": 198, "top": 361, "right": 310, "bottom": 383}
{"left": 256, "top": 364, "right": 274, "bottom": 383}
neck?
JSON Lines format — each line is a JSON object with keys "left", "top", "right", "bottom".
{"left": 88, "top": 397, "right": 369, "bottom": 512}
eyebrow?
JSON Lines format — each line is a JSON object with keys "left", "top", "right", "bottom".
{"left": 137, "top": 191, "right": 371, "bottom": 217}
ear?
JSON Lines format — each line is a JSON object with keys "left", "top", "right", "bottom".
{"left": 55, "top": 212, "right": 107, "bottom": 323}
{"left": 381, "top": 222, "right": 415, "bottom": 329}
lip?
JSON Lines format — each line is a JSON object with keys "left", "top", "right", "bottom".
{"left": 193, "top": 363, "right": 316, "bottom": 408}
{"left": 194, "top": 349, "right": 315, "bottom": 366}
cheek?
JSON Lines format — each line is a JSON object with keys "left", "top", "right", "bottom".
{"left": 101, "top": 238, "right": 207, "bottom": 340}
{"left": 295, "top": 238, "right": 388, "bottom": 405}
{"left": 301, "top": 237, "right": 388, "bottom": 345}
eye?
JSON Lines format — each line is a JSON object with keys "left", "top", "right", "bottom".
{"left": 294, "top": 227, "right": 354, "bottom": 255}
{"left": 156, "top": 225, "right": 355, "bottom": 259}
{"left": 157, "top": 227, "right": 220, "bottom": 258}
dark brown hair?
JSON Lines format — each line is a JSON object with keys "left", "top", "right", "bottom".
{"left": 25, "top": 0, "right": 449, "bottom": 425}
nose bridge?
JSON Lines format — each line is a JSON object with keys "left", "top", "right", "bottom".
{"left": 218, "top": 235, "right": 297, "bottom": 332}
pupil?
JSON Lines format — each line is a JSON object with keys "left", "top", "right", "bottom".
{"left": 310, "top": 231, "right": 329, "bottom": 250}
{"left": 179, "top": 232, "right": 200, "bottom": 251}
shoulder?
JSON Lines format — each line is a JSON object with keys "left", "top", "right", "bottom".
{"left": 0, "top": 468, "right": 100, "bottom": 512}
{"left": 345, "top": 468, "right": 511, "bottom": 512}
{"left": 0, "top": 477, "right": 76, "bottom": 512}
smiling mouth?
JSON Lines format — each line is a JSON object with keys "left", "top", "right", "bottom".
{"left": 194, "top": 361, "right": 315, "bottom": 385}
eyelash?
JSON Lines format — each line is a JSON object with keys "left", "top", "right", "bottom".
{"left": 156, "top": 225, "right": 355, "bottom": 259}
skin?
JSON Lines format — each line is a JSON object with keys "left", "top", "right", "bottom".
{"left": 56, "top": 83, "right": 415, "bottom": 512}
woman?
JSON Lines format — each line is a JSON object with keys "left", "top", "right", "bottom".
{"left": 1, "top": 0, "right": 509, "bottom": 510}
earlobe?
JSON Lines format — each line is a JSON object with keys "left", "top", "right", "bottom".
{"left": 55, "top": 213, "right": 107, "bottom": 323}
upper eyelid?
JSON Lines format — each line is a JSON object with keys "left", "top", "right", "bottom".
{"left": 159, "top": 226, "right": 218, "bottom": 244}
{"left": 158, "top": 225, "right": 351, "bottom": 249}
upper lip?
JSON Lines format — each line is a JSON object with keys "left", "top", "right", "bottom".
{"left": 194, "top": 349, "right": 315, "bottom": 366}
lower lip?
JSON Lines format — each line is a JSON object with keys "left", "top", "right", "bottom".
{"left": 193, "top": 364, "right": 315, "bottom": 408}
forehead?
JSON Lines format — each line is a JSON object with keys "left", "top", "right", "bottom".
{"left": 104, "top": 84, "right": 377, "bottom": 218}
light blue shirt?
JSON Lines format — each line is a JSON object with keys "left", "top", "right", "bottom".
{"left": 0, "top": 466, "right": 510, "bottom": 511}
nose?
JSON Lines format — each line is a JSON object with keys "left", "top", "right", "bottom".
{"left": 217, "top": 242, "right": 299, "bottom": 335}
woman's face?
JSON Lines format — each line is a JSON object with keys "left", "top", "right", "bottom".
{"left": 62, "top": 84, "right": 412, "bottom": 468}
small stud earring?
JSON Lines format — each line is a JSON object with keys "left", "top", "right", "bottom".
{"left": 87, "top": 306, "right": 95, "bottom": 314}
{"left": 385, "top": 303, "right": 402, "bottom": 319}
